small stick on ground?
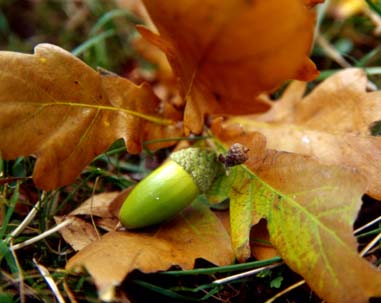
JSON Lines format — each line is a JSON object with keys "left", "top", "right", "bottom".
{"left": 33, "top": 258, "right": 66, "bottom": 303}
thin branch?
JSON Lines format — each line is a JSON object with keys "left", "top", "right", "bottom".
{"left": 264, "top": 280, "right": 306, "bottom": 303}
{"left": 9, "top": 240, "right": 25, "bottom": 303}
{"left": 9, "top": 193, "right": 45, "bottom": 239}
{"left": 316, "top": 33, "right": 352, "bottom": 68}
{"left": 354, "top": 214, "right": 381, "bottom": 235}
{"left": 11, "top": 218, "right": 74, "bottom": 251}
{"left": 33, "top": 258, "right": 66, "bottom": 303}
{"left": 213, "top": 262, "right": 283, "bottom": 285}
{"left": 360, "top": 232, "right": 381, "bottom": 257}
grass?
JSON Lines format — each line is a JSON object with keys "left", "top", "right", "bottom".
{"left": 1, "top": 0, "right": 381, "bottom": 302}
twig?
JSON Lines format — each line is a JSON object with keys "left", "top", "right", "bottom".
{"left": 11, "top": 218, "right": 74, "bottom": 251}
{"left": 354, "top": 214, "right": 381, "bottom": 235}
{"left": 316, "top": 32, "right": 378, "bottom": 91}
{"left": 364, "top": 6, "right": 381, "bottom": 35}
{"left": 9, "top": 193, "right": 45, "bottom": 239}
{"left": 316, "top": 33, "right": 352, "bottom": 68}
{"left": 213, "top": 262, "right": 283, "bottom": 285}
{"left": 0, "top": 176, "right": 32, "bottom": 185}
{"left": 359, "top": 232, "right": 381, "bottom": 257}
{"left": 9, "top": 239, "right": 25, "bottom": 303}
{"left": 64, "top": 280, "right": 79, "bottom": 303}
{"left": 33, "top": 258, "right": 66, "bottom": 303}
{"left": 264, "top": 280, "right": 306, "bottom": 303}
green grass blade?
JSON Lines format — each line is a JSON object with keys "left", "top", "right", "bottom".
{"left": 0, "top": 184, "right": 19, "bottom": 240}
{"left": 71, "top": 29, "right": 116, "bottom": 57}
{"left": 90, "top": 9, "right": 142, "bottom": 36}
{"left": 161, "top": 256, "right": 282, "bottom": 276}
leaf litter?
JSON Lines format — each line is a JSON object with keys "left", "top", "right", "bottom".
{"left": 1, "top": 1, "right": 381, "bottom": 302}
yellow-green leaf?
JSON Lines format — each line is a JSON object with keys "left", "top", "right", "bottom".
{"left": 255, "top": 151, "right": 381, "bottom": 303}
{"left": 211, "top": 122, "right": 381, "bottom": 302}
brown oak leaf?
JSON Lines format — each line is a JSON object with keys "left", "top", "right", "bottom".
{"left": 231, "top": 68, "right": 381, "bottom": 198}
{"left": 0, "top": 44, "right": 182, "bottom": 190}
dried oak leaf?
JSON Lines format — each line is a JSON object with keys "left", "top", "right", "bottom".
{"left": 211, "top": 122, "right": 381, "bottom": 303}
{"left": 55, "top": 216, "right": 99, "bottom": 252}
{"left": 0, "top": 44, "right": 182, "bottom": 190}
{"left": 139, "top": 0, "right": 319, "bottom": 133}
{"left": 66, "top": 200, "right": 234, "bottom": 300}
{"left": 55, "top": 192, "right": 126, "bottom": 251}
{"left": 232, "top": 68, "right": 381, "bottom": 199}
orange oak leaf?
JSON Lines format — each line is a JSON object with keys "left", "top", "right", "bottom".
{"left": 66, "top": 200, "right": 234, "bottom": 300}
{"left": 139, "top": 0, "right": 319, "bottom": 133}
{"left": 231, "top": 68, "right": 381, "bottom": 198}
{"left": 0, "top": 44, "right": 182, "bottom": 190}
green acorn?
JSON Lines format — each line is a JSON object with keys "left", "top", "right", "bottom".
{"left": 119, "top": 147, "right": 223, "bottom": 229}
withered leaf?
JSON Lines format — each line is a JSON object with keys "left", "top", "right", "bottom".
{"left": 55, "top": 216, "right": 99, "bottom": 252}
{"left": 234, "top": 68, "right": 381, "bottom": 198}
{"left": 0, "top": 44, "right": 182, "bottom": 190}
{"left": 140, "top": 0, "right": 319, "bottom": 133}
{"left": 66, "top": 200, "right": 234, "bottom": 299}
{"left": 55, "top": 192, "right": 123, "bottom": 251}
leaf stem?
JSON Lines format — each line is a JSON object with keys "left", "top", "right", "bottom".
{"left": 143, "top": 135, "right": 211, "bottom": 146}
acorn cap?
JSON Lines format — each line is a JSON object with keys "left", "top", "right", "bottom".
{"left": 170, "top": 147, "right": 222, "bottom": 193}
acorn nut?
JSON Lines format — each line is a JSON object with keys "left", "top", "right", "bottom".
{"left": 119, "top": 147, "right": 222, "bottom": 229}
